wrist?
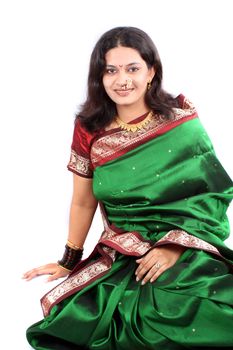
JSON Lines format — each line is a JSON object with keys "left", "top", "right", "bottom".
{"left": 67, "top": 239, "right": 83, "bottom": 251}
{"left": 58, "top": 241, "right": 84, "bottom": 271}
{"left": 57, "top": 263, "right": 72, "bottom": 273}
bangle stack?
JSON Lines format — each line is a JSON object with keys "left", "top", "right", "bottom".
{"left": 58, "top": 241, "right": 84, "bottom": 271}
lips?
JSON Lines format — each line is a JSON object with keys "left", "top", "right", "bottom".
{"left": 114, "top": 88, "right": 134, "bottom": 96}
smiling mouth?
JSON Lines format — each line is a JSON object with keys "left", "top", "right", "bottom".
{"left": 115, "top": 88, "right": 134, "bottom": 93}
{"left": 115, "top": 89, "right": 133, "bottom": 92}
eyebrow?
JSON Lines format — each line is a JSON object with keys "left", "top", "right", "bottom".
{"left": 106, "top": 62, "right": 141, "bottom": 68}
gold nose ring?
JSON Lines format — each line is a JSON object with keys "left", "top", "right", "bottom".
{"left": 126, "top": 78, "right": 133, "bottom": 89}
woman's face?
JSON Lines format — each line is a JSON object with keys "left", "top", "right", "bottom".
{"left": 102, "top": 46, "right": 155, "bottom": 108}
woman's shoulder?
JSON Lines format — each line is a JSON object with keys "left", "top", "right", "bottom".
{"left": 73, "top": 117, "right": 103, "bottom": 145}
{"left": 172, "top": 94, "right": 198, "bottom": 120}
{"left": 175, "top": 94, "right": 197, "bottom": 112}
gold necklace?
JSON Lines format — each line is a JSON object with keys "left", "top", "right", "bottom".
{"left": 115, "top": 111, "right": 153, "bottom": 132}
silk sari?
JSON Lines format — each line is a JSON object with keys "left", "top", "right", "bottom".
{"left": 27, "top": 95, "right": 233, "bottom": 349}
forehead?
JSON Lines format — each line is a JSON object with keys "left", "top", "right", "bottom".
{"left": 105, "top": 46, "right": 145, "bottom": 65}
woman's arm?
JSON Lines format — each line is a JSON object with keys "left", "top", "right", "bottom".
{"left": 68, "top": 173, "right": 98, "bottom": 248}
{"left": 23, "top": 174, "right": 98, "bottom": 281}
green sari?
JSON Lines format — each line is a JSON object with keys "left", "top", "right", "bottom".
{"left": 27, "top": 96, "right": 233, "bottom": 349}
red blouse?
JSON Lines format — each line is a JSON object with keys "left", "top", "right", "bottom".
{"left": 67, "top": 119, "right": 99, "bottom": 178}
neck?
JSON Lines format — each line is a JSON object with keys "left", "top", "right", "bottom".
{"left": 116, "top": 103, "right": 149, "bottom": 123}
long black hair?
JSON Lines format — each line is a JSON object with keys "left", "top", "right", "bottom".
{"left": 77, "top": 26, "right": 179, "bottom": 132}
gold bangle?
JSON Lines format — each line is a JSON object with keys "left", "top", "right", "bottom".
{"left": 67, "top": 240, "right": 83, "bottom": 251}
{"left": 57, "top": 263, "right": 72, "bottom": 273}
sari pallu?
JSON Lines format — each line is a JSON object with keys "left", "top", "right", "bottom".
{"left": 93, "top": 116, "right": 233, "bottom": 260}
{"left": 27, "top": 101, "right": 233, "bottom": 350}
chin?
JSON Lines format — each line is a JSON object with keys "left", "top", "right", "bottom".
{"left": 113, "top": 96, "right": 138, "bottom": 106}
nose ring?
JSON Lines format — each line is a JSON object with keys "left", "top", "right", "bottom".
{"left": 126, "top": 78, "right": 133, "bottom": 89}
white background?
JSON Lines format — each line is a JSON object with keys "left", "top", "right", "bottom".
{"left": 0, "top": 0, "right": 232, "bottom": 348}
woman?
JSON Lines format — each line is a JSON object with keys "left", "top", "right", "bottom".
{"left": 24, "top": 27, "right": 233, "bottom": 349}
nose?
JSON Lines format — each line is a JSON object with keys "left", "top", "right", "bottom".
{"left": 115, "top": 71, "right": 130, "bottom": 88}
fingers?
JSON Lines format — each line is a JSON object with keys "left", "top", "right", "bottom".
{"left": 142, "top": 263, "right": 168, "bottom": 285}
{"left": 46, "top": 271, "right": 62, "bottom": 283}
{"left": 135, "top": 260, "right": 169, "bottom": 285}
{"left": 135, "top": 245, "right": 185, "bottom": 286}
{"left": 135, "top": 252, "right": 153, "bottom": 265}
{"left": 135, "top": 254, "right": 154, "bottom": 280}
{"left": 22, "top": 267, "right": 47, "bottom": 281}
{"left": 135, "top": 249, "right": 168, "bottom": 285}
{"left": 22, "top": 263, "right": 68, "bottom": 282}
{"left": 46, "top": 266, "right": 70, "bottom": 282}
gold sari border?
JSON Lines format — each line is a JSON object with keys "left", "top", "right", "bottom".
{"left": 67, "top": 150, "right": 93, "bottom": 178}
{"left": 91, "top": 108, "right": 197, "bottom": 168}
{"left": 155, "top": 230, "right": 220, "bottom": 254}
{"left": 41, "top": 245, "right": 116, "bottom": 317}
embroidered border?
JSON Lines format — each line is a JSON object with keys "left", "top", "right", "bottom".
{"left": 91, "top": 98, "right": 197, "bottom": 167}
{"left": 100, "top": 230, "right": 152, "bottom": 256}
{"left": 67, "top": 150, "right": 92, "bottom": 177}
{"left": 99, "top": 205, "right": 221, "bottom": 256}
{"left": 41, "top": 249, "right": 116, "bottom": 317}
{"left": 99, "top": 203, "right": 153, "bottom": 255}
{"left": 156, "top": 229, "right": 220, "bottom": 254}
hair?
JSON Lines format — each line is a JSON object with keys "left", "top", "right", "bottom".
{"left": 76, "top": 26, "right": 179, "bottom": 133}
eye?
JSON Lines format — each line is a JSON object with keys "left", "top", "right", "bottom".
{"left": 105, "top": 68, "right": 117, "bottom": 74}
{"left": 128, "top": 66, "right": 139, "bottom": 73}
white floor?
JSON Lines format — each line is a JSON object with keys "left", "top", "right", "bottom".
{"left": 4, "top": 266, "right": 61, "bottom": 349}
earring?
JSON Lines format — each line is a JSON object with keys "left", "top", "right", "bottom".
{"left": 147, "top": 80, "right": 152, "bottom": 91}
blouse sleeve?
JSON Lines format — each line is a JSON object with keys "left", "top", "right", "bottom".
{"left": 67, "top": 119, "right": 94, "bottom": 178}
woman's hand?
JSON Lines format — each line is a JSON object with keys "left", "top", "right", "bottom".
{"left": 135, "top": 244, "right": 186, "bottom": 285}
{"left": 22, "top": 263, "right": 70, "bottom": 282}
